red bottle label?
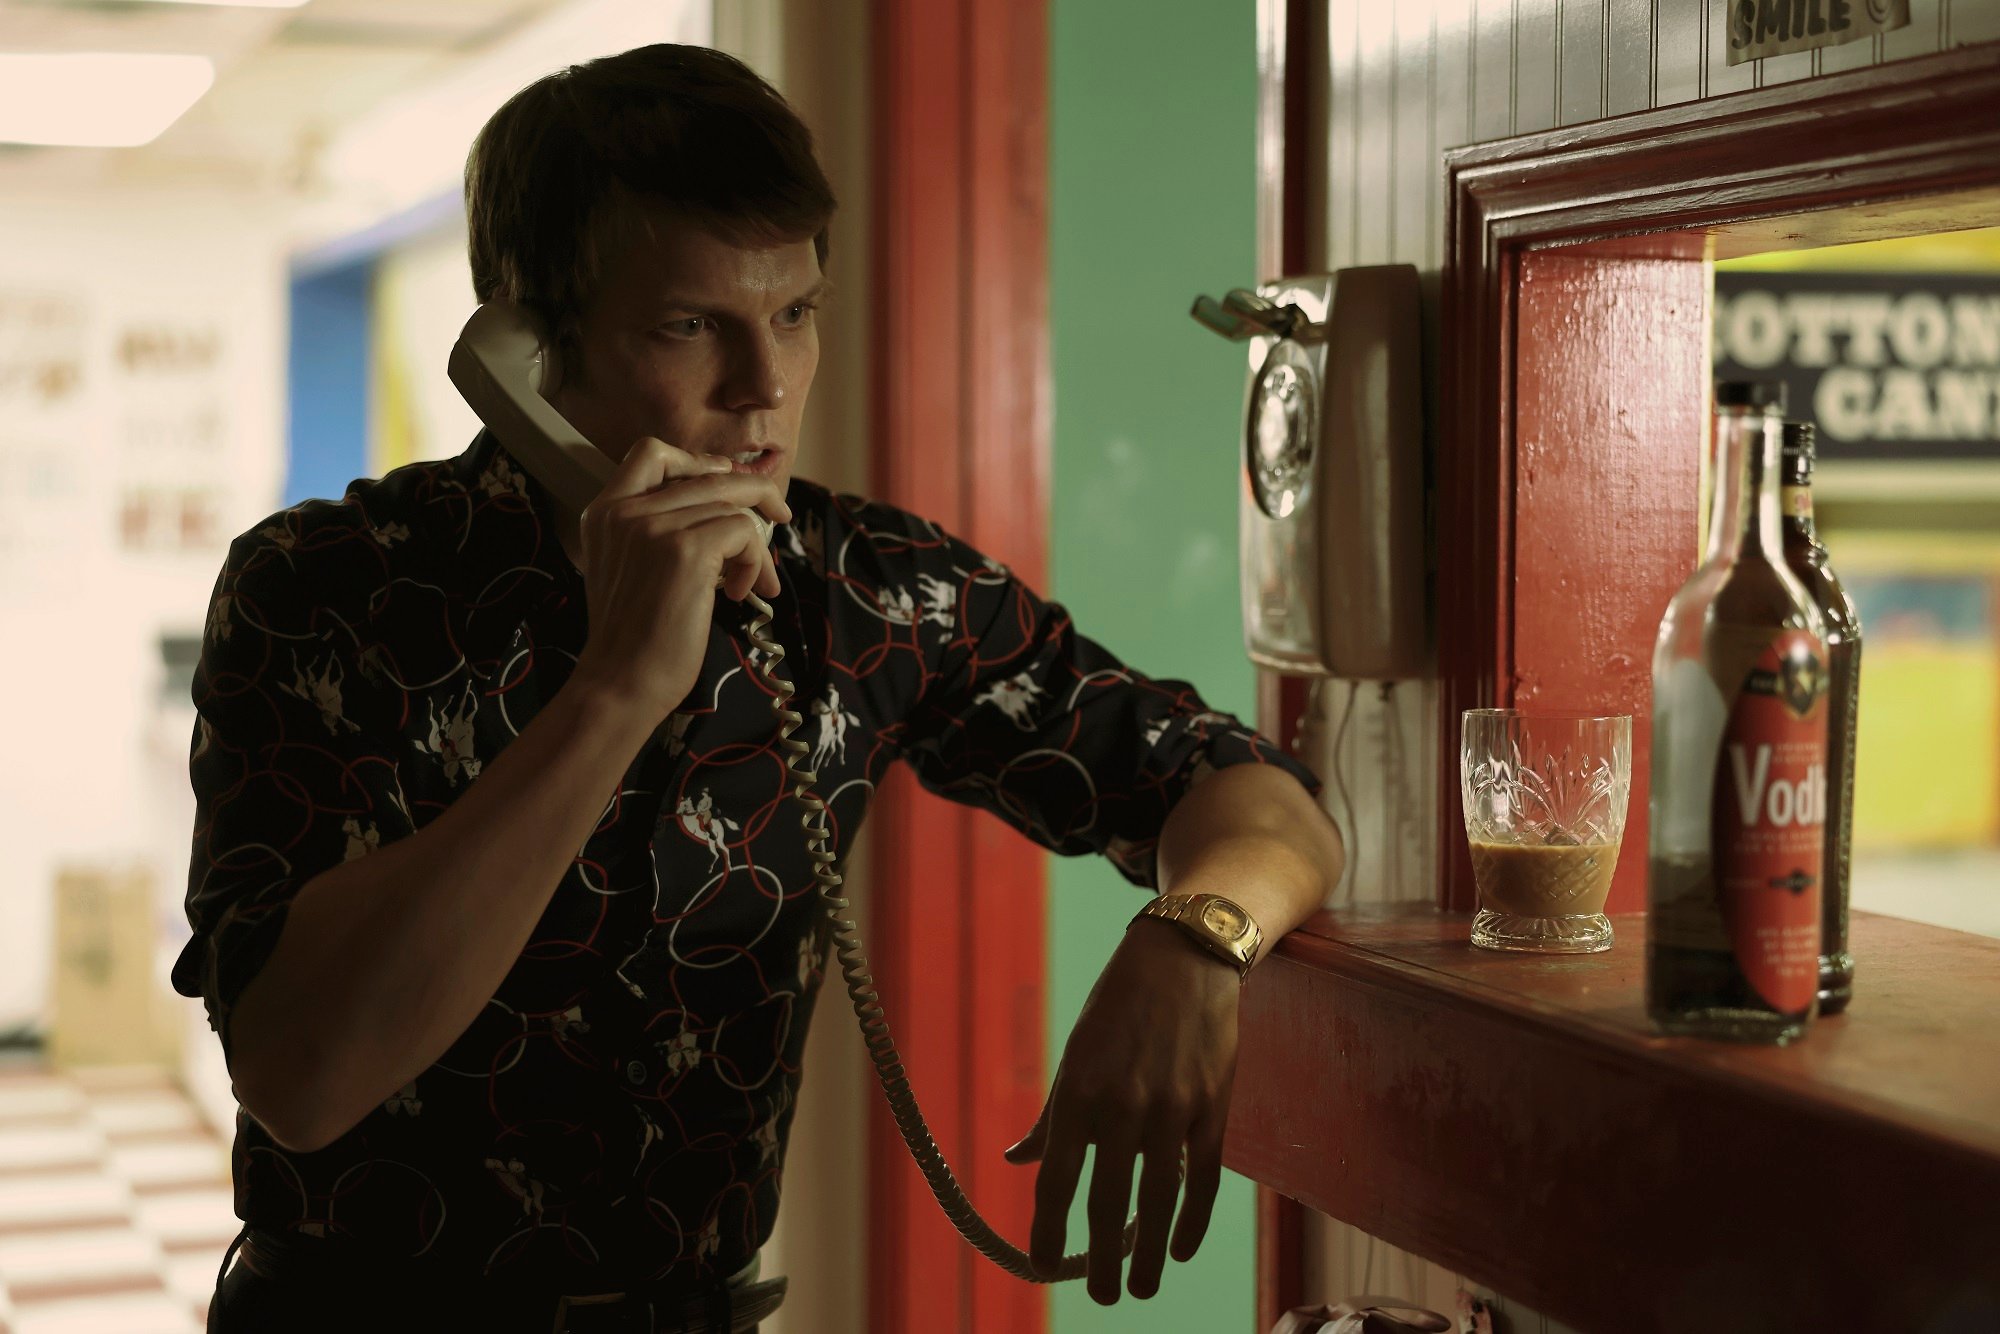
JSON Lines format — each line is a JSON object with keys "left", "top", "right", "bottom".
{"left": 1712, "top": 629, "right": 1827, "bottom": 1015}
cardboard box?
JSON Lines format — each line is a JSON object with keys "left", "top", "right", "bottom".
{"left": 49, "top": 864, "right": 180, "bottom": 1071}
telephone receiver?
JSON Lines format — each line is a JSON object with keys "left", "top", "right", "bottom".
{"left": 446, "top": 301, "right": 773, "bottom": 552}
{"left": 446, "top": 303, "right": 1130, "bottom": 1284}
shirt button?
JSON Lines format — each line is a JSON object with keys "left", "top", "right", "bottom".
{"left": 625, "top": 1060, "right": 647, "bottom": 1086}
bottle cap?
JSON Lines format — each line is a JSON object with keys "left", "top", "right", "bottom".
{"left": 1715, "top": 380, "right": 1788, "bottom": 414}
{"left": 1781, "top": 421, "right": 1815, "bottom": 486}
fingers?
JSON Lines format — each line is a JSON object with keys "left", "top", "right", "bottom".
{"left": 1127, "top": 1137, "right": 1184, "bottom": 1299}
{"left": 596, "top": 436, "right": 728, "bottom": 504}
{"left": 1005, "top": 1093, "right": 1054, "bottom": 1165}
{"left": 596, "top": 471, "right": 792, "bottom": 530}
{"left": 1084, "top": 1137, "right": 1136, "bottom": 1305}
{"left": 1170, "top": 1109, "right": 1226, "bottom": 1265}
{"left": 589, "top": 501, "right": 775, "bottom": 604}
{"left": 751, "top": 534, "right": 781, "bottom": 601}
{"left": 721, "top": 513, "right": 780, "bottom": 603}
{"left": 668, "top": 507, "right": 776, "bottom": 604}
{"left": 1029, "top": 1115, "right": 1089, "bottom": 1280}
{"left": 1026, "top": 1102, "right": 1217, "bottom": 1300}
{"left": 589, "top": 438, "right": 792, "bottom": 537}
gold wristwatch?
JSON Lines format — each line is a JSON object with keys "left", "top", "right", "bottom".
{"left": 1131, "top": 893, "right": 1263, "bottom": 982}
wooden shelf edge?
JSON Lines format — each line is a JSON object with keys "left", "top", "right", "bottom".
{"left": 1223, "top": 906, "right": 2000, "bottom": 1333}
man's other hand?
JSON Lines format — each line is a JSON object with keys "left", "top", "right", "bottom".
{"left": 1003, "top": 916, "right": 1240, "bottom": 1305}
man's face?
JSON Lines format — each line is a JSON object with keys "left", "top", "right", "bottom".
{"left": 548, "top": 208, "right": 822, "bottom": 494}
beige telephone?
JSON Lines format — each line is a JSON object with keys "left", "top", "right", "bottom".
{"left": 1194, "top": 267, "right": 1427, "bottom": 680}
{"left": 449, "top": 302, "right": 1133, "bottom": 1284}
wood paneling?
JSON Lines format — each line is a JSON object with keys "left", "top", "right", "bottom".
{"left": 1819, "top": 29, "right": 1882, "bottom": 72}
{"left": 1557, "top": 0, "right": 1607, "bottom": 125}
{"left": 1514, "top": 0, "right": 1561, "bottom": 133}
{"left": 1469, "top": 0, "right": 1515, "bottom": 146}
{"left": 1886, "top": 0, "right": 1946, "bottom": 60}
{"left": 1960, "top": 0, "right": 2000, "bottom": 44}
{"left": 1604, "top": 0, "right": 1652, "bottom": 112}
{"left": 1703, "top": 0, "right": 1759, "bottom": 99}
{"left": 1393, "top": 0, "right": 1434, "bottom": 259}
{"left": 1355, "top": 5, "right": 1397, "bottom": 263}
{"left": 1431, "top": 8, "right": 1475, "bottom": 267}
{"left": 1229, "top": 907, "right": 2000, "bottom": 1334}
{"left": 1651, "top": 0, "right": 1703, "bottom": 104}
{"left": 1325, "top": 0, "right": 1360, "bottom": 269}
{"left": 1758, "top": 47, "right": 1814, "bottom": 85}
{"left": 1323, "top": 0, "right": 1975, "bottom": 264}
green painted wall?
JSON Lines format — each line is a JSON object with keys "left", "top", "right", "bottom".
{"left": 1048, "top": 3, "right": 1260, "bottom": 1331}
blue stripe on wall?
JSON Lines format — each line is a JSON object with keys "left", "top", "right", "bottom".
{"left": 285, "top": 260, "right": 371, "bottom": 508}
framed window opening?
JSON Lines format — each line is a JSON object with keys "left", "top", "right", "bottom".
{"left": 1437, "top": 43, "right": 2000, "bottom": 914}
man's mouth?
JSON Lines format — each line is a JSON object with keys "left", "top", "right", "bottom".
{"left": 729, "top": 448, "right": 779, "bottom": 475}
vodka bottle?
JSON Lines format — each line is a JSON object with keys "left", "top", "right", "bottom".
{"left": 1648, "top": 382, "right": 1830, "bottom": 1045}
{"left": 1779, "top": 422, "right": 1862, "bottom": 1015}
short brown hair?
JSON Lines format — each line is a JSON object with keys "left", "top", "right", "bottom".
{"left": 465, "top": 44, "right": 836, "bottom": 329}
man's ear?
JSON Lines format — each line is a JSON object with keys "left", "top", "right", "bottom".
{"left": 542, "top": 314, "right": 584, "bottom": 400}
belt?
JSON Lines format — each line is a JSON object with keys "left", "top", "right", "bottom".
{"left": 226, "top": 1225, "right": 787, "bottom": 1334}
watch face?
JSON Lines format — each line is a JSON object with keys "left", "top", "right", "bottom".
{"left": 1201, "top": 899, "right": 1249, "bottom": 942}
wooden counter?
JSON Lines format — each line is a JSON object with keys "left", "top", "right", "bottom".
{"left": 1223, "top": 907, "right": 2000, "bottom": 1333}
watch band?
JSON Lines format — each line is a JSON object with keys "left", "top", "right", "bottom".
{"left": 1132, "top": 893, "right": 1263, "bottom": 981}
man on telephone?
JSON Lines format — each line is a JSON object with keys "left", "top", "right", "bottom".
{"left": 178, "top": 42, "right": 1341, "bottom": 1334}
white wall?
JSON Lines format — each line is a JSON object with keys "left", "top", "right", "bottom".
{"left": 0, "top": 184, "right": 288, "bottom": 1042}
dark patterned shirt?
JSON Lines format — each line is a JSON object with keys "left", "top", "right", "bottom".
{"left": 172, "top": 429, "right": 1317, "bottom": 1289}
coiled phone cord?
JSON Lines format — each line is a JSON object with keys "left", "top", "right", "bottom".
{"left": 741, "top": 592, "right": 1158, "bottom": 1284}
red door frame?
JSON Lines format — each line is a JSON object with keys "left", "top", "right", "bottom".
{"left": 1251, "top": 0, "right": 1317, "bottom": 1327}
{"left": 868, "top": 3, "right": 1050, "bottom": 1332}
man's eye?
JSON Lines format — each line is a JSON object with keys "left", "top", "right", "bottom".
{"left": 779, "top": 303, "right": 816, "bottom": 327}
{"left": 659, "top": 317, "right": 706, "bottom": 339}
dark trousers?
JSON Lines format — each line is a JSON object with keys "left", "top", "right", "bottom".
{"left": 205, "top": 1229, "right": 773, "bottom": 1334}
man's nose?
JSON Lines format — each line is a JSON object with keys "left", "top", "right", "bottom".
{"left": 723, "top": 330, "right": 785, "bottom": 412}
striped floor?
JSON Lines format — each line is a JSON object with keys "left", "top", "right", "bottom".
{"left": 0, "top": 1062, "right": 237, "bottom": 1334}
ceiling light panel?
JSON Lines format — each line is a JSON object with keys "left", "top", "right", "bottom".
{"left": 0, "top": 52, "right": 217, "bottom": 147}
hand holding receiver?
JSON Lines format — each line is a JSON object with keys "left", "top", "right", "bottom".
{"left": 449, "top": 303, "right": 783, "bottom": 728}
{"left": 567, "top": 437, "right": 790, "bottom": 727}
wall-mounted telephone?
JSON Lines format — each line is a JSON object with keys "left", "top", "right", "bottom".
{"left": 1193, "top": 267, "right": 1426, "bottom": 680}
{"left": 448, "top": 303, "right": 1126, "bottom": 1285}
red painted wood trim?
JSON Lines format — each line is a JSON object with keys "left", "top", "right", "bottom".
{"left": 1254, "top": 0, "right": 1318, "bottom": 1324}
{"left": 962, "top": 3, "right": 1050, "bottom": 1329}
{"left": 869, "top": 3, "right": 1049, "bottom": 1332}
{"left": 1437, "top": 43, "right": 2000, "bottom": 912}
{"left": 1227, "top": 907, "right": 2000, "bottom": 1333}
{"left": 1509, "top": 247, "right": 1707, "bottom": 913}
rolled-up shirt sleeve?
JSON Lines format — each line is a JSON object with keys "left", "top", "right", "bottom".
{"left": 888, "top": 524, "right": 1322, "bottom": 890}
{"left": 170, "top": 530, "right": 414, "bottom": 1066}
